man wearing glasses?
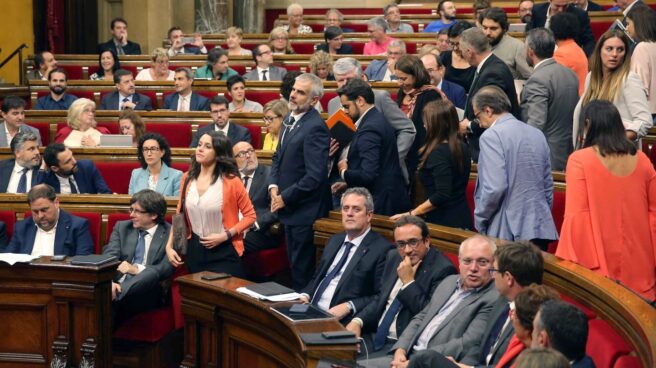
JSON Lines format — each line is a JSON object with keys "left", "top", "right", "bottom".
{"left": 364, "top": 40, "right": 407, "bottom": 81}
{"left": 103, "top": 189, "right": 173, "bottom": 326}
{"left": 243, "top": 44, "right": 287, "bottom": 81}
{"left": 190, "top": 96, "right": 251, "bottom": 148}
{"left": 42, "top": 143, "right": 112, "bottom": 194}
{"left": 362, "top": 234, "right": 498, "bottom": 367}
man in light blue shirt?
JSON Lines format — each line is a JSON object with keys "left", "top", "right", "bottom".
{"left": 424, "top": 1, "right": 458, "bottom": 33}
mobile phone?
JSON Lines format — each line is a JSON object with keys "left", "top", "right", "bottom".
{"left": 51, "top": 255, "right": 66, "bottom": 261}
{"left": 201, "top": 272, "right": 231, "bottom": 281}
{"left": 290, "top": 303, "right": 310, "bottom": 313}
{"left": 182, "top": 36, "right": 195, "bottom": 44}
{"left": 321, "top": 331, "right": 356, "bottom": 339}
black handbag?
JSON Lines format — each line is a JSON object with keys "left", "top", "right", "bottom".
{"left": 171, "top": 176, "right": 191, "bottom": 255}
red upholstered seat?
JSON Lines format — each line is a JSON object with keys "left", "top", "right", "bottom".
{"left": 112, "top": 306, "right": 175, "bottom": 343}
{"left": 242, "top": 240, "right": 290, "bottom": 279}
{"left": 106, "top": 213, "right": 131, "bottom": 244}
{"left": 171, "top": 266, "right": 189, "bottom": 329}
{"left": 466, "top": 179, "right": 476, "bottom": 229}
{"left": 613, "top": 355, "right": 641, "bottom": 368}
{"left": 59, "top": 65, "right": 84, "bottom": 80}
{"left": 97, "top": 121, "right": 120, "bottom": 134}
{"left": 244, "top": 124, "right": 263, "bottom": 149}
{"left": 561, "top": 294, "right": 597, "bottom": 319}
{"left": 171, "top": 162, "right": 190, "bottom": 173}
{"left": 231, "top": 65, "right": 247, "bottom": 75}
{"left": 290, "top": 43, "right": 316, "bottom": 54}
{"left": 341, "top": 23, "right": 368, "bottom": 32}
{"left": 196, "top": 90, "right": 221, "bottom": 101}
{"left": 139, "top": 90, "right": 159, "bottom": 108}
{"left": 591, "top": 20, "right": 614, "bottom": 40}
{"left": 0, "top": 211, "right": 16, "bottom": 241}
{"left": 320, "top": 91, "right": 337, "bottom": 111}
{"left": 243, "top": 91, "right": 282, "bottom": 106}
{"left": 26, "top": 122, "right": 51, "bottom": 144}
{"left": 146, "top": 123, "right": 192, "bottom": 148}
{"left": 94, "top": 161, "right": 142, "bottom": 194}
{"left": 548, "top": 190, "right": 566, "bottom": 254}
{"left": 351, "top": 42, "right": 365, "bottom": 54}
{"left": 586, "top": 319, "right": 632, "bottom": 368}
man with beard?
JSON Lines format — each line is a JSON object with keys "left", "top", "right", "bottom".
{"left": 34, "top": 68, "right": 78, "bottom": 110}
{"left": 269, "top": 73, "right": 331, "bottom": 290}
{"left": 480, "top": 8, "right": 533, "bottom": 80}
{"left": 190, "top": 96, "right": 251, "bottom": 147}
{"left": 4, "top": 184, "right": 93, "bottom": 256}
{"left": 0, "top": 96, "right": 42, "bottom": 147}
{"left": 42, "top": 143, "right": 112, "bottom": 194}
{"left": 424, "top": 1, "right": 457, "bottom": 33}
{"left": 518, "top": 0, "right": 534, "bottom": 23}
{"left": 233, "top": 141, "right": 279, "bottom": 253}
{"left": 0, "top": 131, "right": 43, "bottom": 193}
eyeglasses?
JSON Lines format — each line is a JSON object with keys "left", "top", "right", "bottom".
{"left": 129, "top": 207, "right": 149, "bottom": 214}
{"left": 263, "top": 115, "right": 280, "bottom": 123}
{"left": 488, "top": 267, "right": 499, "bottom": 276}
{"left": 234, "top": 148, "right": 255, "bottom": 158}
{"left": 460, "top": 257, "right": 491, "bottom": 267}
{"left": 448, "top": 40, "right": 460, "bottom": 48}
{"left": 142, "top": 147, "right": 161, "bottom": 154}
{"left": 395, "top": 238, "right": 422, "bottom": 249}
{"left": 210, "top": 109, "right": 229, "bottom": 115}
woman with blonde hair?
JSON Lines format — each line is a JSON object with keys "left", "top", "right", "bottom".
{"left": 261, "top": 99, "right": 289, "bottom": 151}
{"left": 118, "top": 109, "right": 145, "bottom": 147}
{"left": 135, "top": 48, "right": 175, "bottom": 81}
{"left": 309, "top": 51, "right": 334, "bottom": 81}
{"left": 268, "top": 27, "right": 295, "bottom": 54}
{"left": 225, "top": 26, "right": 252, "bottom": 56}
{"left": 55, "top": 98, "right": 110, "bottom": 147}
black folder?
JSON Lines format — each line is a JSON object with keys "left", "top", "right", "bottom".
{"left": 69, "top": 254, "right": 117, "bottom": 266}
{"left": 300, "top": 333, "right": 359, "bottom": 345}
{"left": 244, "top": 281, "right": 295, "bottom": 296}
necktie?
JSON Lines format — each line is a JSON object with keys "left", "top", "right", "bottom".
{"left": 243, "top": 175, "right": 250, "bottom": 190}
{"left": 312, "top": 241, "right": 354, "bottom": 305}
{"left": 133, "top": 230, "right": 147, "bottom": 265}
{"left": 16, "top": 167, "right": 28, "bottom": 193}
{"left": 69, "top": 177, "right": 78, "bottom": 194}
{"left": 373, "top": 297, "right": 402, "bottom": 351}
{"left": 480, "top": 303, "right": 511, "bottom": 360}
{"left": 280, "top": 116, "right": 295, "bottom": 146}
{"left": 121, "top": 97, "right": 129, "bottom": 110}
{"left": 180, "top": 96, "right": 188, "bottom": 112}
{"left": 262, "top": 70, "right": 268, "bottom": 81}
{"left": 116, "top": 43, "right": 125, "bottom": 56}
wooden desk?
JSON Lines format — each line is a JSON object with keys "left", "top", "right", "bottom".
{"left": 177, "top": 273, "right": 357, "bottom": 368}
{"left": 0, "top": 256, "right": 118, "bottom": 367}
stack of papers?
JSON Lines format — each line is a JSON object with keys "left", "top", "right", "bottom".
{"left": 237, "top": 281, "right": 301, "bottom": 302}
{"left": 237, "top": 286, "right": 300, "bottom": 302}
{"left": 0, "top": 254, "right": 39, "bottom": 265}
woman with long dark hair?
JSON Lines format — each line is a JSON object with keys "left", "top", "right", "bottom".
{"left": 627, "top": 5, "right": 656, "bottom": 121}
{"left": 90, "top": 49, "right": 120, "bottom": 81}
{"left": 165, "top": 131, "right": 255, "bottom": 276}
{"left": 129, "top": 132, "right": 182, "bottom": 197}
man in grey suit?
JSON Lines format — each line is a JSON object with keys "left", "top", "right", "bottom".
{"left": 0, "top": 96, "right": 42, "bottom": 148}
{"left": 473, "top": 86, "right": 558, "bottom": 251}
{"left": 362, "top": 235, "right": 499, "bottom": 367}
{"left": 102, "top": 189, "right": 173, "bottom": 325}
{"left": 521, "top": 28, "right": 578, "bottom": 171}
{"left": 242, "top": 44, "right": 287, "bottom": 81}
{"left": 328, "top": 57, "right": 416, "bottom": 184}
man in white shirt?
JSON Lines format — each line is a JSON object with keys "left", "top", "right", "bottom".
{"left": 242, "top": 44, "right": 288, "bottom": 81}
{"left": 0, "top": 130, "right": 43, "bottom": 193}
{"left": 163, "top": 67, "right": 210, "bottom": 112}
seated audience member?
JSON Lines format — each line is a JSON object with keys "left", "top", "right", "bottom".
{"left": 225, "top": 26, "right": 252, "bottom": 56}
{"left": 528, "top": 0, "right": 595, "bottom": 56}
{"left": 0, "top": 131, "right": 42, "bottom": 194}
{"left": 269, "top": 27, "right": 294, "bottom": 55}
{"left": 316, "top": 26, "right": 353, "bottom": 55}
{"left": 299, "top": 188, "right": 392, "bottom": 323}
{"left": 473, "top": 0, "right": 492, "bottom": 25}
{"left": 190, "top": 96, "right": 251, "bottom": 147}
{"left": 480, "top": 8, "right": 533, "bottom": 80}
{"left": 441, "top": 21, "right": 476, "bottom": 93}
{"left": 97, "top": 17, "right": 141, "bottom": 55}
{"left": 437, "top": 29, "right": 451, "bottom": 52}
{"left": 283, "top": 3, "right": 312, "bottom": 35}
{"left": 325, "top": 8, "right": 354, "bottom": 33}
{"left": 57, "top": 98, "right": 110, "bottom": 147}
{"left": 627, "top": 6, "right": 656, "bottom": 121}
{"left": 35, "top": 68, "right": 78, "bottom": 110}
{"left": 164, "top": 67, "right": 210, "bottom": 112}
{"left": 384, "top": 3, "right": 414, "bottom": 33}
{"left": 100, "top": 69, "right": 154, "bottom": 111}
{"left": 0, "top": 221, "right": 6, "bottom": 250}
{"left": 420, "top": 53, "right": 466, "bottom": 109}
{"left": 364, "top": 40, "right": 406, "bottom": 81}
{"left": 103, "top": 189, "right": 174, "bottom": 325}
{"left": 233, "top": 141, "right": 279, "bottom": 253}
{"left": 0, "top": 96, "right": 42, "bottom": 147}
{"left": 135, "top": 48, "right": 175, "bottom": 81}
{"left": 532, "top": 300, "right": 596, "bottom": 368}
{"left": 243, "top": 44, "right": 287, "bottom": 81}
{"left": 333, "top": 79, "right": 410, "bottom": 216}
{"left": 473, "top": 86, "right": 558, "bottom": 250}
{"left": 309, "top": 51, "right": 334, "bottom": 81}
{"left": 425, "top": 1, "right": 457, "bottom": 33}
{"left": 346, "top": 215, "right": 456, "bottom": 355}
{"left": 572, "top": 0, "right": 604, "bottom": 11}
{"left": 518, "top": 0, "right": 534, "bottom": 23}
{"left": 129, "top": 133, "right": 183, "bottom": 197}
{"left": 166, "top": 26, "right": 207, "bottom": 56}
{"left": 27, "top": 51, "right": 57, "bottom": 81}
{"left": 392, "top": 100, "right": 471, "bottom": 228}
{"left": 118, "top": 109, "right": 145, "bottom": 147}
{"left": 5, "top": 184, "right": 93, "bottom": 256}
{"left": 90, "top": 49, "right": 120, "bottom": 81}
{"left": 195, "top": 48, "right": 238, "bottom": 81}
{"left": 361, "top": 235, "right": 499, "bottom": 367}
{"left": 515, "top": 348, "right": 571, "bottom": 368}
{"left": 43, "top": 143, "right": 112, "bottom": 194}
{"left": 364, "top": 17, "right": 396, "bottom": 56}
{"left": 522, "top": 28, "right": 578, "bottom": 171}
{"left": 227, "top": 75, "right": 263, "bottom": 113}
{"left": 262, "top": 99, "right": 288, "bottom": 151}
{"left": 550, "top": 13, "right": 588, "bottom": 96}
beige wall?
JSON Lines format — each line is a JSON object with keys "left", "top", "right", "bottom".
{"left": 0, "top": 0, "right": 34, "bottom": 84}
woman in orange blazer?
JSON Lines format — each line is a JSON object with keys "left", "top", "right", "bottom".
{"left": 166, "top": 131, "right": 255, "bottom": 276}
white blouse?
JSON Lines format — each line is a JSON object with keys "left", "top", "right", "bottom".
{"left": 185, "top": 178, "right": 224, "bottom": 237}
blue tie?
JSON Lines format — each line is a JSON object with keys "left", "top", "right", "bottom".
{"left": 16, "top": 167, "right": 28, "bottom": 193}
{"left": 480, "top": 302, "right": 511, "bottom": 360}
{"left": 312, "top": 241, "right": 354, "bottom": 305}
{"left": 133, "top": 230, "right": 146, "bottom": 265}
{"left": 373, "top": 297, "right": 402, "bottom": 351}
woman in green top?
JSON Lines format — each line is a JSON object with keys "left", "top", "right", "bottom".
{"left": 195, "top": 48, "right": 238, "bottom": 80}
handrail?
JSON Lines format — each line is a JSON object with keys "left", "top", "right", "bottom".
{"left": 0, "top": 44, "right": 28, "bottom": 85}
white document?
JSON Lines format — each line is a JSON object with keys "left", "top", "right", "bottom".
{"left": 236, "top": 286, "right": 301, "bottom": 302}
{"left": 0, "top": 253, "right": 39, "bottom": 266}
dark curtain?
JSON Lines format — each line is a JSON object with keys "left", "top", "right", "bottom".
{"left": 33, "top": 0, "right": 98, "bottom": 54}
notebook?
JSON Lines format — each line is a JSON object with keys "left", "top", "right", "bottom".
{"left": 300, "top": 332, "right": 359, "bottom": 345}
{"left": 325, "top": 109, "right": 357, "bottom": 148}
{"left": 69, "top": 254, "right": 117, "bottom": 266}
{"left": 244, "top": 281, "right": 296, "bottom": 297}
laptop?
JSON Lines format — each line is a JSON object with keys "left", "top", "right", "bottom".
{"left": 508, "top": 23, "right": 527, "bottom": 33}
{"left": 99, "top": 134, "right": 133, "bottom": 147}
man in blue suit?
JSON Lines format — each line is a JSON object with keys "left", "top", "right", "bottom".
{"left": 43, "top": 143, "right": 112, "bottom": 194}
{"left": 99, "top": 69, "right": 153, "bottom": 111}
{"left": 420, "top": 53, "right": 466, "bottom": 109}
{"left": 472, "top": 86, "right": 558, "bottom": 250}
{"left": 189, "top": 96, "right": 251, "bottom": 147}
{"left": 334, "top": 79, "right": 410, "bottom": 216}
{"left": 0, "top": 131, "right": 43, "bottom": 194}
{"left": 5, "top": 184, "right": 93, "bottom": 256}
{"left": 364, "top": 40, "right": 406, "bottom": 81}
{"left": 269, "top": 73, "right": 331, "bottom": 290}
{"left": 164, "top": 67, "right": 209, "bottom": 111}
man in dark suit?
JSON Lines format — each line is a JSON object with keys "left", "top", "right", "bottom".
{"left": 233, "top": 141, "right": 279, "bottom": 253}
{"left": 334, "top": 79, "right": 410, "bottom": 216}
{"left": 528, "top": 0, "right": 595, "bottom": 55}
{"left": 345, "top": 216, "right": 456, "bottom": 356}
{"left": 532, "top": 300, "right": 597, "bottom": 368}
{"left": 166, "top": 26, "right": 207, "bottom": 56}
{"left": 97, "top": 17, "right": 142, "bottom": 55}
{"left": 43, "top": 143, "right": 112, "bottom": 194}
{"left": 573, "top": 0, "right": 604, "bottom": 11}
{"left": 420, "top": 53, "right": 467, "bottom": 109}
{"left": 242, "top": 44, "right": 288, "bottom": 81}
{"left": 0, "top": 131, "right": 43, "bottom": 194}
{"left": 99, "top": 69, "right": 153, "bottom": 111}
{"left": 102, "top": 190, "right": 173, "bottom": 325}
{"left": 163, "top": 67, "right": 210, "bottom": 112}
{"left": 269, "top": 73, "right": 331, "bottom": 290}
{"left": 190, "top": 96, "right": 251, "bottom": 147}
{"left": 4, "top": 184, "right": 93, "bottom": 256}
{"left": 458, "top": 27, "right": 520, "bottom": 162}
{"left": 299, "top": 187, "right": 392, "bottom": 323}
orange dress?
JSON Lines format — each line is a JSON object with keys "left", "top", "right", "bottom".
{"left": 556, "top": 148, "right": 656, "bottom": 301}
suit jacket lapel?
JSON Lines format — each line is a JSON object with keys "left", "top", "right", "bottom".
{"left": 432, "top": 282, "right": 491, "bottom": 336}
{"left": 250, "top": 165, "right": 265, "bottom": 196}
{"left": 156, "top": 164, "right": 170, "bottom": 193}
{"left": 334, "top": 231, "right": 372, "bottom": 296}
{"left": 125, "top": 226, "right": 139, "bottom": 262}
{"left": 73, "top": 171, "right": 85, "bottom": 193}
{"left": 53, "top": 212, "right": 72, "bottom": 255}
{"left": 0, "top": 160, "right": 12, "bottom": 192}
{"left": 146, "top": 225, "right": 167, "bottom": 265}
